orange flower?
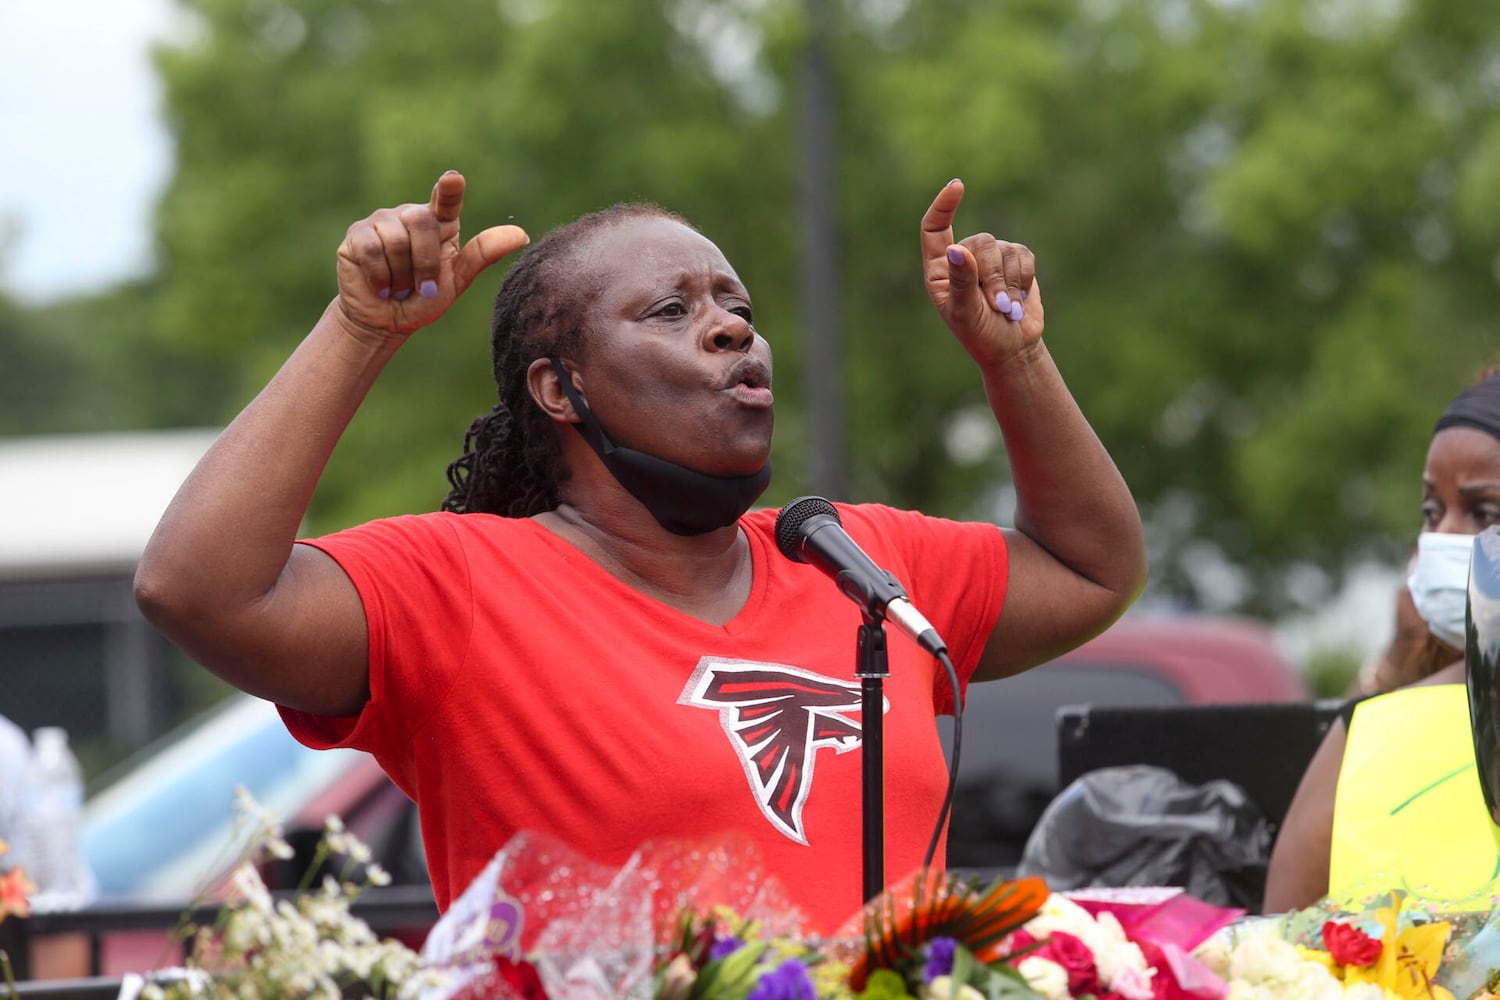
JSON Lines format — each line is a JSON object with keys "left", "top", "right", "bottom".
{"left": 848, "top": 869, "right": 1049, "bottom": 990}
{"left": 0, "top": 866, "right": 36, "bottom": 921}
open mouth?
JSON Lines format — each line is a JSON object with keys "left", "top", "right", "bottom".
{"left": 724, "top": 358, "right": 772, "bottom": 392}
{"left": 723, "top": 358, "right": 774, "bottom": 407}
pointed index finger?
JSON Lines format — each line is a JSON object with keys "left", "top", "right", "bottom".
{"left": 920, "top": 178, "right": 965, "bottom": 262}
{"left": 430, "top": 170, "right": 466, "bottom": 224}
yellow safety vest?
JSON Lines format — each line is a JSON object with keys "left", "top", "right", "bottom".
{"left": 1330, "top": 684, "right": 1500, "bottom": 908}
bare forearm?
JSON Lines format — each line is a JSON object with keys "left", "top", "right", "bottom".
{"left": 982, "top": 342, "right": 1146, "bottom": 600}
{"left": 136, "top": 299, "right": 399, "bottom": 625}
{"left": 136, "top": 173, "right": 526, "bottom": 712}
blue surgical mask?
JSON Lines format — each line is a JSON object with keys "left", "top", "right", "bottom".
{"left": 1407, "top": 531, "right": 1474, "bottom": 650}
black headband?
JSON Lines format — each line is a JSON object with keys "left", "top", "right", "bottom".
{"left": 1434, "top": 372, "right": 1500, "bottom": 444}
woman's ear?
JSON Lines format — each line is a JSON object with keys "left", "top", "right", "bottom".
{"left": 527, "top": 357, "right": 581, "bottom": 424}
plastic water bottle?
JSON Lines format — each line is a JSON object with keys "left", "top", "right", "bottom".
{"left": 14, "top": 727, "right": 97, "bottom": 911}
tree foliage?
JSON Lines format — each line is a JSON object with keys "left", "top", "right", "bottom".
{"left": 11, "top": 0, "right": 1500, "bottom": 616}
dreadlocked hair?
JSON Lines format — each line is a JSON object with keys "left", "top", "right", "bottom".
{"left": 442, "top": 202, "right": 691, "bottom": 516}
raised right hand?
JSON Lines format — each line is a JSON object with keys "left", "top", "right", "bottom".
{"left": 335, "top": 171, "right": 530, "bottom": 340}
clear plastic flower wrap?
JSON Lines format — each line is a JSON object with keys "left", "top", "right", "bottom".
{"left": 414, "top": 830, "right": 808, "bottom": 1000}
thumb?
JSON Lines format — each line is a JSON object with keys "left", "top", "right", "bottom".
{"left": 943, "top": 242, "right": 992, "bottom": 326}
{"left": 943, "top": 243, "right": 978, "bottom": 301}
{"left": 453, "top": 224, "right": 531, "bottom": 295}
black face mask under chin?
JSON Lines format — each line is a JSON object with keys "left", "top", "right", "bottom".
{"left": 548, "top": 357, "right": 772, "bottom": 535}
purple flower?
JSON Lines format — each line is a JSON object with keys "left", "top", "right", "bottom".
{"left": 745, "top": 958, "right": 816, "bottom": 1000}
{"left": 710, "top": 935, "right": 745, "bottom": 961}
{"left": 924, "top": 936, "right": 958, "bottom": 981}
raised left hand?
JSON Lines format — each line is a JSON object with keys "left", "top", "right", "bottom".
{"left": 920, "top": 178, "right": 1044, "bottom": 367}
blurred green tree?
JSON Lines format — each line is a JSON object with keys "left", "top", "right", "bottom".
{"left": 12, "top": 0, "right": 1500, "bottom": 618}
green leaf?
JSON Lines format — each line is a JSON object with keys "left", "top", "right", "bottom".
{"left": 855, "top": 968, "right": 917, "bottom": 999}
{"left": 951, "top": 943, "right": 975, "bottom": 986}
{"left": 690, "top": 941, "right": 769, "bottom": 1000}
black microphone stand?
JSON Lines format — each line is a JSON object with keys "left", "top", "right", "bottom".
{"left": 856, "top": 611, "right": 889, "bottom": 904}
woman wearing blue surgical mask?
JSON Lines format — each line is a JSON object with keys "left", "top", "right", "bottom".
{"left": 1263, "top": 367, "right": 1500, "bottom": 913}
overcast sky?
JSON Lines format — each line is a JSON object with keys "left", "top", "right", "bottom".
{"left": 1, "top": 0, "right": 178, "bottom": 304}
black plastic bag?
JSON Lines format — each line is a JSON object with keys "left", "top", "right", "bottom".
{"left": 1017, "top": 764, "right": 1273, "bottom": 911}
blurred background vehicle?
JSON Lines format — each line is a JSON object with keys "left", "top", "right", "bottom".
{"left": 940, "top": 612, "right": 1309, "bottom": 874}
{"left": 82, "top": 693, "right": 427, "bottom": 900}
{"left": 78, "top": 694, "right": 427, "bottom": 976}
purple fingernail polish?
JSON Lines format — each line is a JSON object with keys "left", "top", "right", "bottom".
{"left": 1020, "top": 289, "right": 1029, "bottom": 302}
{"left": 420, "top": 280, "right": 438, "bottom": 299}
{"left": 946, "top": 246, "right": 964, "bottom": 266}
{"left": 394, "top": 288, "right": 412, "bottom": 301}
{"left": 995, "top": 292, "right": 1011, "bottom": 311}
{"left": 1009, "top": 302, "right": 1025, "bottom": 322}
{"left": 378, "top": 288, "right": 391, "bottom": 300}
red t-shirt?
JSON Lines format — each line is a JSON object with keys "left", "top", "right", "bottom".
{"left": 280, "top": 503, "right": 1006, "bottom": 935}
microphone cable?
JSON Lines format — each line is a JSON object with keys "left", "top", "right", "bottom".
{"left": 924, "top": 648, "right": 964, "bottom": 871}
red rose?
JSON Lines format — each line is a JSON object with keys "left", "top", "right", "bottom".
{"left": 1322, "top": 921, "right": 1383, "bottom": 967}
{"left": 1043, "top": 931, "right": 1101, "bottom": 996}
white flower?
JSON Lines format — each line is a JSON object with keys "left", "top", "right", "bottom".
{"left": 139, "top": 793, "right": 431, "bottom": 999}
{"left": 233, "top": 786, "right": 295, "bottom": 862}
{"left": 1023, "top": 894, "right": 1098, "bottom": 939}
{"left": 1016, "top": 956, "right": 1071, "bottom": 1000}
{"left": 1215, "top": 925, "right": 1346, "bottom": 1000}
{"left": 1087, "top": 909, "right": 1150, "bottom": 986}
{"left": 1226, "top": 925, "right": 1302, "bottom": 982}
{"left": 1109, "top": 962, "right": 1157, "bottom": 1000}
{"left": 1194, "top": 935, "right": 1232, "bottom": 977}
{"left": 227, "top": 862, "right": 273, "bottom": 914}
{"left": 922, "top": 975, "right": 986, "bottom": 1000}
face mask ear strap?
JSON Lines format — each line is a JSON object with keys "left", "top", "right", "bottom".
{"left": 548, "top": 355, "right": 615, "bottom": 455}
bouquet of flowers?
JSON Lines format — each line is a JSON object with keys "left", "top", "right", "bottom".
{"left": 112, "top": 803, "right": 1499, "bottom": 1000}
{"left": 630, "top": 883, "right": 1474, "bottom": 1000}
{"left": 1196, "top": 892, "right": 1468, "bottom": 1000}
{"left": 629, "top": 878, "right": 1245, "bottom": 1000}
{"left": 411, "top": 837, "right": 1246, "bottom": 1000}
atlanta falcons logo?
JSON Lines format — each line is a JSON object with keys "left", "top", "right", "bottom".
{"left": 678, "top": 656, "right": 887, "bottom": 845}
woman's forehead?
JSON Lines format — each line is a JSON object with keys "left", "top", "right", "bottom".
{"left": 1427, "top": 425, "right": 1500, "bottom": 481}
{"left": 574, "top": 216, "right": 741, "bottom": 289}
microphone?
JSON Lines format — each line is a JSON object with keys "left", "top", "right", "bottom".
{"left": 775, "top": 496, "right": 948, "bottom": 656}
